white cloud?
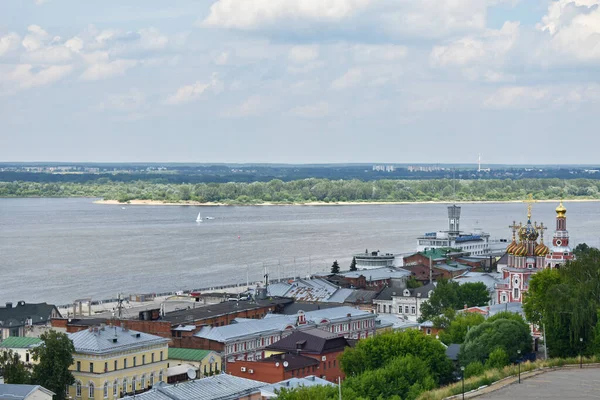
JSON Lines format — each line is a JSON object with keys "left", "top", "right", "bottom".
{"left": 80, "top": 59, "right": 137, "bottom": 81}
{"left": 99, "top": 89, "right": 146, "bottom": 111}
{"left": 165, "top": 74, "right": 222, "bottom": 105}
{"left": 138, "top": 28, "right": 169, "bottom": 51}
{"left": 535, "top": 0, "right": 600, "bottom": 65}
{"left": 224, "top": 95, "right": 268, "bottom": 117}
{"left": 202, "top": 0, "right": 371, "bottom": 29}
{"left": 288, "top": 45, "right": 319, "bottom": 64}
{"left": 3, "top": 64, "right": 73, "bottom": 90}
{"left": 22, "top": 25, "right": 49, "bottom": 52}
{"left": 213, "top": 51, "right": 230, "bottom": 65}
{"left": 0, "top": 33, "right": 21, "bottom": 57}
{"left": 289, "top": 101, "right": 330, "bottom": 118}
{"left": 483, "top": 84, "right": 600, "bottom": 110}
{"left": 331, "top": 67, "right": 362, "bottom": 89}
{"left": 65, "top": 37, "right": 84, "bottom": 53}
{"left": 351, "top": 44, "right": 408, "bottom": 62}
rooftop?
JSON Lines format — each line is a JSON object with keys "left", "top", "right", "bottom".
{"left": 69, "top": 325, "right": 169, "bottom": 355}
{"left": 0, "top": 337, "right": 42, "bottom": 349}
{"left": 266, "top": 328, "right": 349, "bottom": 354}
{"left": 260, "top": 376, "right": 334, "bottom": 398}
{"left": 257, "top": 352, "right": 319, "bottom": 371}
{"left": 120, "top": 374, "right": 266, "bottom": 400}
{"left": 0, "top": 384, "right": 55, "bottom": 400}
{"left": 328, "top": 267, "right": 411, "bottom": 281}
{"left": 0, "top": 302, "right": 60, "bottom": 329}
{"left": 168, "top": 348, "right": 215, "bottom": 362}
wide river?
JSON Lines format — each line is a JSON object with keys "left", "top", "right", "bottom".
{"left": 1, "top": 198, "right": 599, "bottom": 305}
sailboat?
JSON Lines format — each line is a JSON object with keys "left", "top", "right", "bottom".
{"left": 196, "top": 212, "right": 202, "bottom": 223}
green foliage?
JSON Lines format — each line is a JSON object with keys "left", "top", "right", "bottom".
{"left": 459, "top": 318, "right": 532, "bottom": 366}
{"left": 485, "top": 348, "right": 510, "bottom": 370}
{"left": 31, "top": 330, "right": 75, "bottom": 400}
{"left": 339, "top": 329, "right": 454, "bottom": 385}
{"left": 439, "top": 312, "right": 485, "bottom": 344}
{"left": 464, "top": 361, "right": 484, "bottom": 378}
{"left": 2, "top": 178, "right": 600, "bottom": 203}
{"left": 407, "top": 277, "right": 423, "bottom": 289}
{"left": 0, "top": 350, "right": 31, "bottom": 384}
{"left": 276, "top": 385, "right": 360, "bottom": 400}
{"left": 523, "top": 248, "right": 600, "bottom": 357}
{"left": 331, "top": 260, "right": 340, "bottom": 274}
{"left": 350, "top": 257, "right": 357, "bottom": 271}
{"left": 419, "top": 280, "right": 490, "bottom": 323}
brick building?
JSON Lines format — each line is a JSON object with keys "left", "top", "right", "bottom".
{"left": 228, "top": 353, "right": 319, "bottom": 383}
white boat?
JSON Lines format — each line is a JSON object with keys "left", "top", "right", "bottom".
{"left": 205, "top": 216, "right": 215, "bottom": 220}
{"left": 196, "top": 212, "right": 202, "bottom": 223}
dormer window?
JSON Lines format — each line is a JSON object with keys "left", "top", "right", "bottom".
{"left": 403, "top": 289, "right": 410, "bottom": 297}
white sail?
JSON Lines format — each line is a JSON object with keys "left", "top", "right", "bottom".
{"left": 196, "top": 212, "right": 202, "bottom": 222}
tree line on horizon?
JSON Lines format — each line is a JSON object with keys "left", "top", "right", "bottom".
{"left": 1, "top": 178, "right": 599, "bottom": 203}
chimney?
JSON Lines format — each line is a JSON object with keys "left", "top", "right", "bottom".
{"left": 5, "top": 302, "right": 12, "bottom": 309}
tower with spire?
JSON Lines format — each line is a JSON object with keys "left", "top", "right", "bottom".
{"left": 545, "top": 201, "right": 574, "bottom": 269}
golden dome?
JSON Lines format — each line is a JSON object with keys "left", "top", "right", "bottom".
{"left": 556, "top": 201, "right": 566, "bottom": 217}
{"left": 534, "top": 243, "right": 549, "bottom": 257}
{"left": 514, "top": 242, "right": 527, "bottom": 256}
{"left": 506, "top": 240, "right": 518, "bottom": 255}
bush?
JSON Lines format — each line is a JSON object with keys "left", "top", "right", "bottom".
{"left": 464, "top": 361, "right": 484, "bottom": 378}
{"left": 486, "top": 348, "right": 510, "bottom": 370}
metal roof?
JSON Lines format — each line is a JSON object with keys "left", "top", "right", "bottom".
{"left": 0, "top": 302, "right": 60, "bottom": 329}
{"left": 452, "top": 271, "right": 502, "bottom": 291}
{"left": 334, "top": 267, "right": 411, "bottom": 280}
{"left": 69, "top": 326, "right": 169, "bottom": 355}
{"left": 168, "top": 348, "right": 214, "bottom": 362}
{"left": 260, "top": 376, "right": 334, "bottom": 398}
{"left": 121, "top": 374, "right": 267, "bottom": 400}
{"left": 0, "top": 337, "right": 42, "bottom": 349}
{"left": 0, "top": 384, "right": 55, "bottom": 399}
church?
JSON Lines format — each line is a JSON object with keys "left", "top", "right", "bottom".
{"left": 496, "top": 200, "right": 574, "bottom": 304}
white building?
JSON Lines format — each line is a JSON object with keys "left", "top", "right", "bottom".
{"left": 353, "top": 250, "right": 396, "bottom": 270}
{"left": 373, "top": 283, "right": 436, "bottom": 322}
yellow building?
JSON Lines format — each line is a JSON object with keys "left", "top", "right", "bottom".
{"left": 167, "top": 348, "right": 222, "bottom": 377}
{"left": 68, "top": 325, "right": 170, "bottom": 400}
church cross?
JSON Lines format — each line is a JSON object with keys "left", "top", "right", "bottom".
{"left": 524, "top": 194, "right": 537, "bottom": 219}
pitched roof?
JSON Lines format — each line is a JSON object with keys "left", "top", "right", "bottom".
{"left": 266, "top": 328, "right": 349, "bottom": 354}
{"left": 257, "top": 352, "right": 319, "bottom": 371}
{"left": 0, "top": 302, "right": 60, "bottom": 329}
{"left": 260, "top": 376, "right": 334, "bottom": 398}
{"left": 168, "top": 348, "right": 214, "bottom": 362}
{"left": 0, "top": 337, "right": 42, "bottom": 349}
{"left": 445, "top": 344, "right": 461, "bottom": 361}
{"left": 433, "top": 263, "right": 471, "bottom": 272}
{"left": 121, "top": 374, "right": 267, "bottom": 400}
{"left": 333, "top": 267, "right": 411, "bottom": 281}
{"left": 69, "top": 326, "right": 169, "bottom": 355}
{"left": 0, "top": 384, "right": 55, "bottom": 399}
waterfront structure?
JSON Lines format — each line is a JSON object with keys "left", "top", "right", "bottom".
{"left": 68, "top": 325, "right": 170, "bottom": 400}
{"left": 121, "top": 374, "right": 267, "bottom": 400}
{"left": 416, "top": 205, "right": 506, "bottom": 255}
{"left": 0, "top": 384, "right": 54, "bottom": 400}
{"left": 167, "top": 348, "right": 222, "bottom": 377}
{"left": 495, "top": 201, "right": 574, "bottom": 304}
{"left": 193, "top": 307, "right": 376, "bottom": 365}
{"left": 353, "top": 250, "right": 395, "bottom": 270}
{"left": 545, "top": 201, "right": 575, "bottom": 268}
{"left": 373, "top": 283, "right": 436, "bottom": 322}
{"left": 0, "top": 302, "right": 61, "bottom": 340}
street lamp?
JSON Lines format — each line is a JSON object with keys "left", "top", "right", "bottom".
{"left": 580, "top": 337, "right": 583, "bottom": 368}
{"left": 460, "top": 366, "right": 465, "bottom": 400}
{"left": 517, "top": 349, "right": 521, "bottom": 384}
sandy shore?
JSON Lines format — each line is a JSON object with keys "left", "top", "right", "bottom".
{"left": 94, "top": 199, "right": 600, "bottom": 207}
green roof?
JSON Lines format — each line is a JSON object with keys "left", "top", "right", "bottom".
{"left": 168, "top": 348, "right": 213, "bottom": 362}
{"left": 419, "top": 247, "right": 462, "bottom": 260}
{"left": 0, "top": 336, "right": 42, "bottom": 348}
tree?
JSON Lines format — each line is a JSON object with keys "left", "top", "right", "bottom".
{"left": 0, "top": 350, "right": 31, "bottom": 384}
{"left": 419, "top": 280, "right": 490, "bottom": 322}
{"left": 459, "top": 318, "right": 532, "bottom": 366}
{"left": 276, "top": 385, "right": 360, "bottom": 400}
{"left": 464, "top": 361, "right": 485, "bottom": 378}
{"left": 349, "top": 257, "right": 357, "bottom": 271}
{"left": 485, "top": 348, "right": 510, "bottom": 370}
{"left": 439, "top": 312, "right": 485, "bottom": 345}
{"left": 339, "top": 329, "right": 454, "bottom": 385}
{"left": 331, "top": 260, "right": 340, "bottom": 274}
{"left": 31, "top": 331, "right": 75, "bottom": 400}
{"left": 407, "top": 276, "right": 423, "bottom": 289}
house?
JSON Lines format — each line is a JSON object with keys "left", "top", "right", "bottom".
{"left": 400, "top": 264, "right": 443, "bottom": 285}
{"left": 0, "top": 384, "right": 54, "bottom": 400}
{"left": 0, "top": 337, "right": 41, "bottom": 367}
{"left": 167, "top": 348, "right": 222, "bottom": 377}
{"left": 228, "top": 352, "right": 320, "bottom": 383}
{"left": 193, "top": 307, "right": 376, "bottom": 367}
{"left": 452, "top": 271, "right": 503, "bottom": 305}
{"left": 260, "top": 375, "right": 335, "bottom": 398}
{"left": 373, "top": 283, "right": 436, "bottom": 322}
{"left": 120, "top": 374, "right": 267, "bottom": 400}
{"left": 319, "top": 268, "right": 411, "bottom": 290}
{"left": 0, "top": 302, "right": 61, "bottom": 340}
{"left": 67, "top": 325, "right": 170, "bottom": 400}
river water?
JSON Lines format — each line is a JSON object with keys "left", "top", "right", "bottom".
{"left": 1, "top": 198, "right": 599, "bottom": 305}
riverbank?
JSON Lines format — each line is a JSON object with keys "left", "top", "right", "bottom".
{"left": 94, "top": 198, "right": 600, "bottom": 206}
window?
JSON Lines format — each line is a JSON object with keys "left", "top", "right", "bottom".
{"left": 142, "top": 355, "right": 146, "bottom": 365}
{"left": 76, "top": 381, "right": 82, "bottom": 397}
{"left": 113, "top": 380, "right": 118, "bottom": 397}
{"left": 132, "top": 376, "right": 136, "bottom": 391}
{"left": 122, "top": 378, "right": 127, "bottom": 394}
{"left": 133, "top": 356, "right": 137, "bottom": 367}
{"left": 90, "top": 363, "right": 94, "bottom": 373}
{"left": 150, "top": 373, "right": 154, "bottom": 387}
{"left": 77, "top": 361, "right": 81, "bottom": 372}
{"left": 104, "top": 362, "right": 108, "bottom": 372}
{"left": 159, "top": 370, "right": 164, "bottom": 382}
{"left": 333, "top": 360, "right": 336, "bottom": 367}
{"left": 114, "top": 360, "right": 117, "bottom": 371}
{"left": 124, "top": 358, "right": 128, "bottom": 369}
{"left": 103, "top": 382, "right": 108, "bottom": 399}
{"left": 204, "top": 364, "right": 208, "bottom": 375}
{"left": 151, "top": 353, "right": 155, "bottom": 363}
{"left": 404, "top": 306, "right": 409, "bottom": 314}
{"left": 25, "top": 353, "right": 29, "bottom": 362}
{"left": 160, "top": 351, "right": 163, "bottom": 361}
{"left": 411, "top": 306, "right": 416, "bottom": 315}
{"left": 89, "top": 382, "right": 95, "bottom": 398}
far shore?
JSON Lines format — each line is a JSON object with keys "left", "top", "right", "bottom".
{"left": 93, "top": 198, "right": 600, "bottom": 207}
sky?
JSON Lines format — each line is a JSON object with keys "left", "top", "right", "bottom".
{"left": 1, "top": 0, "right": 599, "bottom": 164}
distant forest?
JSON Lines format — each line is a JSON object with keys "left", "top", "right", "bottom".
{"left": 1, "top": 178, "right": 599, "bottom": 203}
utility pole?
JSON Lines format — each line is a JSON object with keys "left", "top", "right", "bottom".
{"left": 338, "top": 376, "right": 342, "bottom": 400}
{"left": 543, "top": 323, "right": 548, "bottom": 360}
{"left": 429, "top": 255, "right": 433, "bottom": 284}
